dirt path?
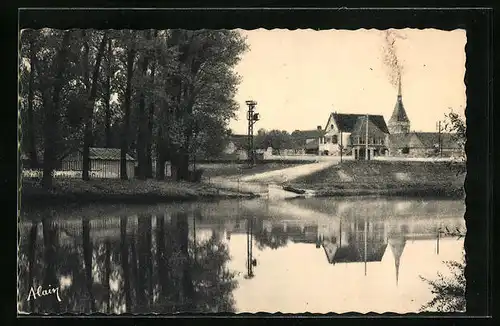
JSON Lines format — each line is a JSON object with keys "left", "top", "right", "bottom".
{"left": 206, "top": 159, "right": 339, "bottom": 196}
{"left": 239, "top": 159, "right": 339, "bottom": 184}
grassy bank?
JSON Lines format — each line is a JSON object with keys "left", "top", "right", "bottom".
{"left": 21, "top": 178, "right": 258, "bottom": 208}
{"left": 199, "top": 162, "right": 312, "bottom": 179}
{"left": 291, "top": 160, "right": 465, "bottom": 198}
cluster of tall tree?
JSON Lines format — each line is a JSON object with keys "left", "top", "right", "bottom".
{"left": 17, "top": 213, "right": 237, "bottom": 313}
{"left": 19, "top": 28, "right": 248, "bottom": 187}
{"left": 253, "top": 128, "right": 315, "bottom": 152}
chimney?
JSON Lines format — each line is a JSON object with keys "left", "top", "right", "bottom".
{"left": 317, "top": 125, "right": 322, "bottom": 131}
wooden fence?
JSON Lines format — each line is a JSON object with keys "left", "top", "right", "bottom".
{"left": 22, "top": 160, "right": 135, "bottom": 179}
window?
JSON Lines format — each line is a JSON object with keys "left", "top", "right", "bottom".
{"left": 331, "top": 124, "right": 334, "bottom": 130}
{"left": 402, "top": 146, "right": 410, "bottom": 154}
{"left": 332, "top": 135, "right": 338, "bottom": 144}
{"left": 360, "top": 137, "right": 365, "bottom": 144}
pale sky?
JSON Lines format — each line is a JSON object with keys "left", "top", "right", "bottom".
{"left": 230, "top": 28, "right": 466, "bottom": 135}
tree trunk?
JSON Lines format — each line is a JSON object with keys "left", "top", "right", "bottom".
{"left": 120, "top": 217, "right": 132, "bottom": 312}
{"left": 176, "top": 212, "right": 194, "bottom": 311}
{"left": 155, "top": 214, "right": 167, "bottom": 309}
{"left": 135, "top": 214, "right": 150, "bottom": 311}
{"left": 104, "top": 240, "right": 111, "bottom": 313}
{"left": 130, "top": 233, "right": 139, "bottom": 312}
{"left": 136, "top": 45, "right": 150, "bottom": 180}
{"left": 41, "top": 218, "right": 60, "bottom": 313}
{"left": 26, "top": 33, "right": 39, "bottom": 169}
{"left": 120, "top": 45, "right": 135, "bottom": 180}
{"left": 105, "top": 38, "right": 113, "bottom": 148}
{"left": 27, "top": 221, "right": 38, "bottom": 312}
{"left": 82, "top": 219, "right": 96, "bottom": 312}
{"left": 42, "top": 31, "right": 71, "bottom": 189}
{"left": 82, "top": 31, "right": 108, "bottom": 181}
{"left": 146, "top": 68, "right": 156, "bottom": 178}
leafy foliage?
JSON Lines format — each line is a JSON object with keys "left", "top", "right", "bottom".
{"left": 419, "top": 252, "right": 466, "bottom": 312}
{"left": 441, "top": 108, "right": 467, "bottom": 176}
{"left": 18, "top": 28, "right": 249, "bottom": 184}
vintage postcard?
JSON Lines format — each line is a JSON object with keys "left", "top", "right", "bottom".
{"left": 17, "top": 24, "right": 467, "bottom": 314}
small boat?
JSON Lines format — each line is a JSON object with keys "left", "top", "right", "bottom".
{"left": 282, "top": 185, "right": 306, "bottom": 194}
{"left": 267, "top": 184, "right": 303, "bottom": 200}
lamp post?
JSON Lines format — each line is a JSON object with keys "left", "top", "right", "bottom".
{"left": 246, "top": 100, "right": 260, "bottom": 167}
{"left": 365, "top": 114, "right": 369, "bottom": 161}
{"left": 436, "top": 120, "right": 443, "bottom": 157}
{"left": 245, "top": 217, "right": 257, "bottom": 279}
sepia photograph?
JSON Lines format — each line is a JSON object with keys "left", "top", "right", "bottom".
{"left": 17, "top": 20, "right": 470, "bottom": 314}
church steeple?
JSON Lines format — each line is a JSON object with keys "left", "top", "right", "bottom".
{"left": 388, "top": 75, "right": 410, "bottom": 134}
{"left": 389, "top": 236, "right": 406, "bottom": 287}
{"left": 397, "top": 74, "right": 402, "bottom": 98}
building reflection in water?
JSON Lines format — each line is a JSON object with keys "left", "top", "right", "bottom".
{"left": 17, "top": 211, "right": 238, "bottom": 314}
{"left": 17, "top": 200, "right": 464, "bottom": 314}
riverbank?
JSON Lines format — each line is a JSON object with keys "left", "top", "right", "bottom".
{"left": 21, "top": 178, "right": 259, "bottom": 208}
{"left": 199, "top": 161, "right": 313, "bottom": 179}
{"left": 289, "top": 160, "right": 465, "bottom": 199}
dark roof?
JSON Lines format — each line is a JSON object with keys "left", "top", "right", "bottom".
{"left": 388, "top": 133, "right": 412, "bottom": 148}
{"left": 388, "top": 132, "right": 461, "bottom": 149}
{"left": 412, "top": 132, "right": 461, "bottom": 149}
{"left": 329, "top": 113, "right": 390, "bottom": 134}
{"left": 389, "top": 96, "right": 410, "bottom": 123}
{"left": 64, "top": 147, "right": 135, "bottom": 161}
{"left": 228, "top": 134, "right": 248, "bottom": 150}
{"left": 90, "top": 148, "right": 135, "bottom": 161}
{"left": 305, "top": 139, "right": 319, "bottom": 150}
{"left": 331, "top": 243, "right": 388, "bottom": 264}
{"left": 292, "top": 129, "right": 325, "bottom": 140}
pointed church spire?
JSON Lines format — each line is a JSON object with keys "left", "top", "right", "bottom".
{"left": 397, "top": 74, "right": 402, "bottom": 98}
{"left": 389, "top": 236, "right": 406, "bottom": 287}
{"left": 395, "top": 256, "right": 400, "bottom": 286}
{"left": 388, "top": 75, "right": 410, "bottom": 134}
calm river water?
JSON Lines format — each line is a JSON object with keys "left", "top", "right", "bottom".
{"left": 17, "top": 197, "right": 465, "bottom": 314}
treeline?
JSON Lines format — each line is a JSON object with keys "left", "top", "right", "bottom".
{"left": 253, "top": 128, "right": 317, "bottom": 152}
{"left": 18, "top": 29, "right": 248, "bottom": 187}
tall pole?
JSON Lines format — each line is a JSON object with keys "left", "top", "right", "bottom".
{"left": 364, "top": 218, "right": 368, "bottom": 276}
{"left": 438, "top": 121, "right": 442, "bottom": 157}
{"left": 246, "top": 217, "right": 254, "bottom": 278}
{"left": 340, "top": 131, "right": 343, "bottom": 163}
{"left": 365, "top": 114, "right": 369, "bottom": 161}
{"left": 436, "top": 225, "right": 440, "bottom": 255}
{"left": 246, "top": 100, "right": 259, "bottom": 167}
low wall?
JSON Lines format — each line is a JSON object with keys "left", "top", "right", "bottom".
{"left": 262, "top": 154, "right": 353, "bottom": 162}
{"left": 374, "top": 156, "right": 463, "bottom": 162}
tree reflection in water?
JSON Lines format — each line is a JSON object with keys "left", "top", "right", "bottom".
{"left": 253, "top": 219, "right": 289, "bottom": 250}
{"left": 18, "top": 210, "right": 237, "bottom": 314}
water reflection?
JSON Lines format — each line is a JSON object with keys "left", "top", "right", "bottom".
{"left": 18, "top": 198, "right": 465, "bottom": 314}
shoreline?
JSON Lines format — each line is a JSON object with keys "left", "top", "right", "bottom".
{"left": 20, "top": 178, "right": 259, "bottom": 209}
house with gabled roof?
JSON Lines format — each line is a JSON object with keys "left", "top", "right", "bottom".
{"left": 388, "top": 132, "right": 462, "bottom": 157}
{"left": 289, "top": 127, "right": 326, "bottom": 155}
{"left": 61, "top": 147, "right": 136, "bottom": 178}
{"left": 320, "top": 112, "right": 390, "bottom": 159}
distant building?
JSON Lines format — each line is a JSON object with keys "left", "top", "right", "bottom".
{"left": 223, "top": 134, "right": 249, "bottom": 160}
{"left": 387, "top": 78, "right": 411, "bottom": 134}
{"left": 388, "top": 132, "right": 462, "bottom": 157}
{"left": 320, "top": 112, "right": 390, "bottom": 159}
{"left": 61, "top": 147, "right": 136, "bottom": 178}
{"left": 290, "top": 127, "right": 326, "bottom": 155}
{"left": 385, "top": 78, "right": 463, "bottom": 158}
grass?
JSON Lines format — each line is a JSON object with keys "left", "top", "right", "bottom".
{"left": 290, "top": 160, "right": 465, "bottom": 199}
{"left": 21, "top": 177, "right": 258, "bottom": 208}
